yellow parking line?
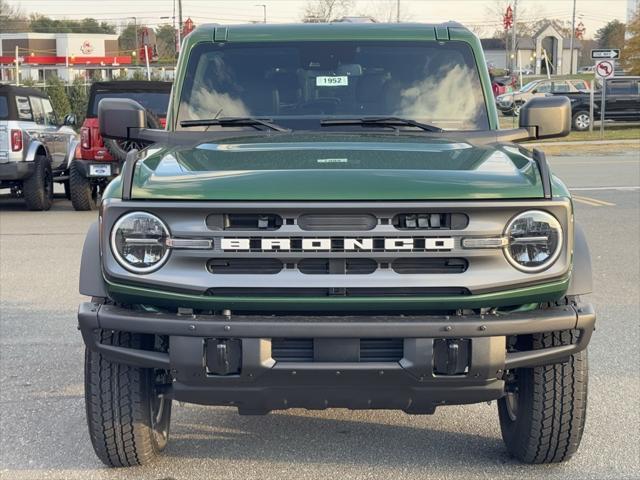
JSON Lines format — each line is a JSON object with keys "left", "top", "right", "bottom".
{"left": 573, "top": 195, "right": 616, "bottom": 207}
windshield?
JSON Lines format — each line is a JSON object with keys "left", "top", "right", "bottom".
{"left": 519, "top": 81, "right": 539, "bottom": 93}
{"left": 89, "top": 91, "right": 170, "bottom": 118}
{"left": 177, "top": 40, "right": 490, "bottom": 131}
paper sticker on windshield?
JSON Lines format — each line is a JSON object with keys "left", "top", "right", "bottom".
{"left": 316, "top": 76, "right": 349, "bottom": 87}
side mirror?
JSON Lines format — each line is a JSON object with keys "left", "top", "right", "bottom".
{"left": 98, "top": 98, "right": 147, "bottom": 141}
{"left": 63, "top": 113, "right": 76, "bottom": 127}
{"left": 519, "top": 96, "right": 571, "bottom": 139}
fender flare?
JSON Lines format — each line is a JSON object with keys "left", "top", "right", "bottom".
{"left": 24, "top": 140, "right": 51, "bottom": 162}
{"left": 79, "top": 221, "right": 108, "bottom": 298}
{"left": 567, "top": 223, "right": 593, "bottom": 296}
{"left": 64, "top": 138, "right": 80, "bottom": 170}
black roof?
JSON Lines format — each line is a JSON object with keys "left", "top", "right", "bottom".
{"left": 0, "top": 84, "right": 48, "bottom": 98}
{"left": 89, "top": 81, "right": 172, "bottom": 94}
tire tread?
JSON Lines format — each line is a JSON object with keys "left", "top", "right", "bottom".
{"left": 69, "top": 161, "right": 97, "bottom": 211}
{"left": 499, "top": 329, "right": 588, "bottom": 464}
{"left": 85, "top": 331, "right": 162, "bottom": 467}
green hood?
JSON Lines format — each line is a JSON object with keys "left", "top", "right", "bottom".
{"left": 126, "top": 133, "right": 544, "bottom": 201}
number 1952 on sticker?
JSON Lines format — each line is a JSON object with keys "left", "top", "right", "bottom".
{"left": 316, "top": 75, "right": 349, "bottom": 87}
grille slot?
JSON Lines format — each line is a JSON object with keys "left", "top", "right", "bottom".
{"left": 392, "top": 258, "right": 468, "bottom": 274}
{"left": 207, "top": 214, "right": 283, "bottom": 231}
{"left": 207, "top": 258, "right": 283, "bottom": 274}
{"left": 271, "top": 338, "right": 313, "bottom": 362}
{"left": 298, "top": 213, "right": 377, "bottom": 231}
{"left": 360, "top": 338, "right": 404, "bottom": 362}
{"left": 270, "top": 338, "right": 404, "bottom": 363}
{"left": 206, "top": 287, "right": 470, "bottom": 297}
{"left": 298, "top": 258, "right": 377, "bottom": 275}
{"left": 393, "top": 213, "right": 468, "bottom": 230}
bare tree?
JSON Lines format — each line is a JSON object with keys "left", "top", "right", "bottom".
{"left": 302, "top": 0, "right": 354, "bottom": 23}
{"left": 356, "top": 0, "right": 412, "bottom": 23}
{"left": 0, "top": 0, "right": 30, "bottom": 33}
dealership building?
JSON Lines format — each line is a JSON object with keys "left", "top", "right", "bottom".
{"left": 0, "top": 32, "right": 133, "bottom": 84}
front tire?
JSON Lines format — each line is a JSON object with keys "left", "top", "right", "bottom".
{"left": 85, "top": 331, "right": 172, "bottom": 467}
{"left": 498, "top": 330, "right": 588, "bottom": 464}
{"left": 22, "top": 155, "right": 53, "bottom": 211}
{"left": 573, "top": 111, "right": 590, "bottom": 131}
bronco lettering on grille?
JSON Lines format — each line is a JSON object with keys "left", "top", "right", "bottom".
{"left": 220, "top": 237, "right": 455, "bottom": 252}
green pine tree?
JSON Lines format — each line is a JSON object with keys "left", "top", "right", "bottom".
{"left": 46, "top": 76, "right": 72, "bottom": 120}
{"left": 68, "top": 77, "right": 89, "bottom": 126}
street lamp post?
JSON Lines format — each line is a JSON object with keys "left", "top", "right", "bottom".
{"left": 130, "top": 17, "right": 138, "bottom": 65}
{"left": 569, "top": 0, "right": 577, "bottom": 74}
{"left": 255, "top": 4, "right": 267, "bottom": 23}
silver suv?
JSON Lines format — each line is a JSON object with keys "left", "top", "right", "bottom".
{"left": 0, "top": 85, "right": 78, "bottom": 210}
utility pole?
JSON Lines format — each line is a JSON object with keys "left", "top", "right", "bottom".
{"left": 130, "top": 17, "right": 138, "bottom": 65}
{"left": 510, "top": 0, "right": 517, "bottom": 72}
{"left": 255, "top": 4, "right": 267, "bottom": 23}
{"left": 178, "top": 0, "right": 183, "bottom": 40}
{"left": 15, "top": 45, "right": 20, "bottom": 86}
{"left": 396, "top": 0, "right": 400, "bottom": 23}
{"left": 569, "top": 0, "right": 577, "bottom": 75}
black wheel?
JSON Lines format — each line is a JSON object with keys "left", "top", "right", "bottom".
{"left": 573, "top": 111, "right": 590, "bottom": 131}
{"left": 498, "top": 330, "right": 588, "bottom": 464}
{"left": 63, "top": 180, "right": 71, "bottom": 200}
{"left": 69, "top": 161, "right": 98, "bottom": 211}
{"left": 22, "top": 154, "right": 53, "bottom": 211}
{"left": 104, "top": 111, "right": 161, "bottom": 162}
{"left": 85, "top": 330, "right": 172, "bottom": 467}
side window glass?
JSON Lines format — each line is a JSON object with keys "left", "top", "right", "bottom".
{"left": 30, "top": 97, "right": 45, "bottom": 125}
{"left": 536, "top": 82, "right": 551, "bottom": 93}
{"left": 41, "top": 99, "right": 57, "bottom": 126}
{"left": 573, "top": 81, "right": 587, "bottom": 91}
{"left": 608, "top": 81, "right": 632, "bottom": 95}
{"left": 15, "top": 96, "right": 33, "bottom": 121}
{"left": 553, "top": 82, "right": 570, "bottom": 93}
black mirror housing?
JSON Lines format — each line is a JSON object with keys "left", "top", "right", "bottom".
{"left": 98, "top": 98, "right": 147, "bottom": 141}
{"left": 519, "top": 96, "right": 571, "bottom": 140}
{"left": 63, "top": 114, "right": 76, "bottom": 127}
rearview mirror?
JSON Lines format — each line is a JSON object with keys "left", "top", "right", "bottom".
{"left": 519, "top": 96, "right": 571, "bottom": 140}
{"left": 98, "top": 98, "right": 147, "bottom": 141}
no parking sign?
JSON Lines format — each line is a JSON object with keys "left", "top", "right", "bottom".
{"left": 595, "top": 60, "right": 615, "bottom": 79}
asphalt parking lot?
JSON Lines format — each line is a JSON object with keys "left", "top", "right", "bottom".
{"left": 0, "top": 151, "right": 639, "bottom": 480}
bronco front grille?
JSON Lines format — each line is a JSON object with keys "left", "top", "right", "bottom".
{"left": 102, "top": 200, "right": 572, "bottom": 300}
{"left": 271, "top": 338, "right": 404, "bottom": 363}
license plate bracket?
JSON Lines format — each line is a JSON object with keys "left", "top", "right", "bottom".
{"left": 89, "top": 163, "right": 112, "bottom": 177}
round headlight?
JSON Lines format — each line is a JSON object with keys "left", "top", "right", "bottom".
{"left": 111, "top": 212, "right": 170, "bottom": 273}
{"left": 504, "top": 210, "right": 563, "bottom": 272}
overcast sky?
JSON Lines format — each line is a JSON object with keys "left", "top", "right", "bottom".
{"left": 5, "top": 0, "right": 636, "bottom": 39}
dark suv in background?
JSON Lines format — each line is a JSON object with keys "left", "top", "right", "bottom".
{"left": 554, "top": 76, "right": 640, "bottom": 131}
{"left": 69, "top": 81, "right": 172, "bottom": 210}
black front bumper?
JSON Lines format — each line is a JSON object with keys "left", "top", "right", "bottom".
{"left": 78, "top": 302, "right": 595, "bottom": 414}
{"left": 0, "top": 161, "right": 34, "bottom": 181}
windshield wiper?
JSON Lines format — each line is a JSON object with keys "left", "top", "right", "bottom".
{"left": 320, "top": 116, "right": 443, "bottom": 132}
{"left": 180, "top": 117, "right": 290, "bottom": 132}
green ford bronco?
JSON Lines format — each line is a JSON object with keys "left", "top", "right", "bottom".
{"left": 78, "top": 22, "right": 595, "bottom": 467}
